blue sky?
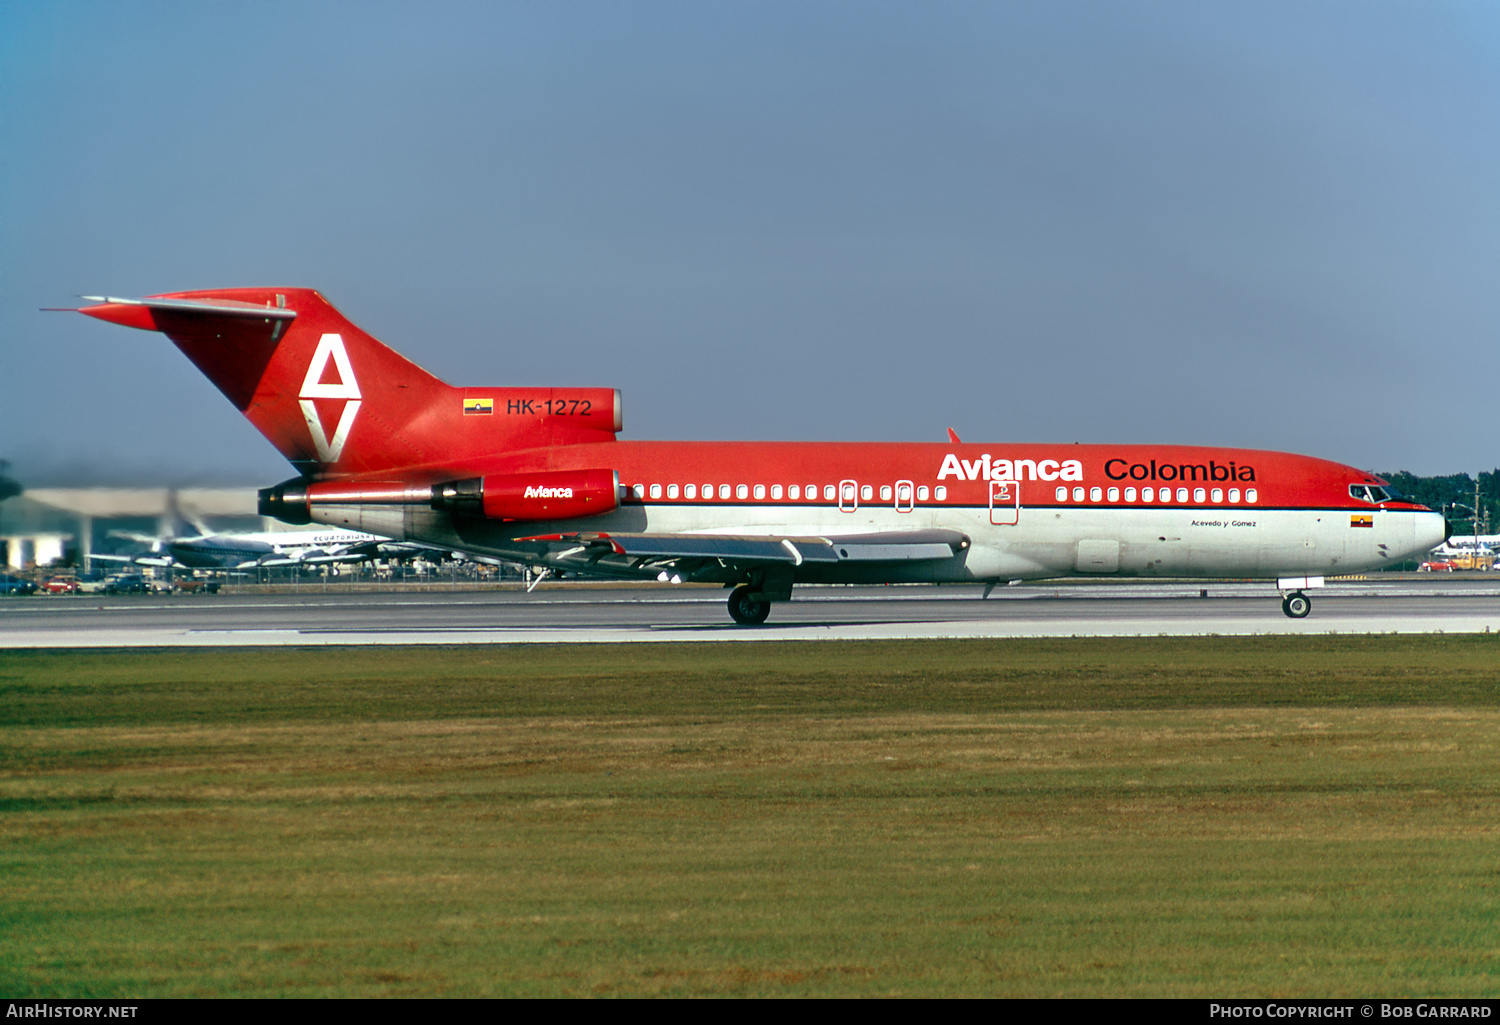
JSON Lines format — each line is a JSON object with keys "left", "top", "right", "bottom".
{"left": 4, "top": 0, "right": 1498, "bottom": 484}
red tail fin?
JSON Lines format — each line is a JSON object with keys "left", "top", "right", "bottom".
{"left": 79, "top": 288, "right": 619, "bottom": 480}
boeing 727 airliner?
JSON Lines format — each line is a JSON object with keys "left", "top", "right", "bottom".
{"left": 75, "top": 289, "right": 1446, "bottom": 623}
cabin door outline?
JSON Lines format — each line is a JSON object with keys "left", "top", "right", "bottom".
{"left": 989, "top": 480, "right": 1019, "bottom": 525}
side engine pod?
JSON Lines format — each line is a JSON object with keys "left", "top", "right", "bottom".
{"left": 431, "top": 469, "right": 619, "bottom": 521}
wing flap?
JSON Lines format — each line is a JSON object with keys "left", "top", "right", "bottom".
{"left": 606, "top": 535, "right": 799, "bottom": 563}
{"left": 823, "top": 540, "right": 963, "bottom": 562}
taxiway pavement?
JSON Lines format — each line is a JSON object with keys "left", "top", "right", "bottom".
{"left": 4, "top": 578, "right": 1498, "bottom": 647}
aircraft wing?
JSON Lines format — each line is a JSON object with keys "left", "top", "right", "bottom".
{"left": 89, "top": 551, "right": 180, "bottom": 568}
{"left": 514, "top": 528, "right": 970, "bottom": 581}
{"left": 603, "top": 530, "right": 967, "bottom": 564}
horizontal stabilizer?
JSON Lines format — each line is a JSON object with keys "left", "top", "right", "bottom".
{"left": 80, "top": 295, "right": 297, "bottom": 322}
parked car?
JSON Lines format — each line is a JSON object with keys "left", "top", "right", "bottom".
{"left": 1418, "top": 560, "right": 1457, "bottom": 572}
{"left": 40, "top": 577, "right": 80, "bottom": 594}
{"left": 0, "top": 573, "right": 36, "bottom": 596}
{"left": 174, "top": 579, "right": 221, "bottom": 595}
{"left": 75, "top": 571, "right": 110, "bottom": 594}
{"left": 101, "top": 574, "right": 150, "bottom": 595}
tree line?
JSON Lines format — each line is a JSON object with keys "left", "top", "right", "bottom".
{"left": 1378, "top": 470, "right": 1500, "bottom": 535}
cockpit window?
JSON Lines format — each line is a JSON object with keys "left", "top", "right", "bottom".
{"left": 1350, "top": 484, "right": 1392, "bottom": 503}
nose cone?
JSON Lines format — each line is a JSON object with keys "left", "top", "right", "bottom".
{"left": 1414, "top": 511, "right": 1448, "bottom": 557}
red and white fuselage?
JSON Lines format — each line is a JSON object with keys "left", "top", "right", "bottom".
{"left": 301, "top": 440, "right": 1440, "bottom": 584}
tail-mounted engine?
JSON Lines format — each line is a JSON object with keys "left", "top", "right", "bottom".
{"left": 260, "top": 469, "right": 619, "bottom": 525}
{"left": 430, "top": 469, "right": 619, "bottom": 520}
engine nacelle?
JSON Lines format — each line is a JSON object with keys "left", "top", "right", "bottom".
{"left": 431, "top": 469, "right": 619, "bottom": 521}
{"left": 259, "top": 479, "right": 432, "bottom": 524}
{"left": 260, "top": 468, "right": 620, "bottom": 525}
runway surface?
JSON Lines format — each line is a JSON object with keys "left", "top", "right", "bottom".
{"left": 4, "top": 577, "right": 1499, "bottom": 646}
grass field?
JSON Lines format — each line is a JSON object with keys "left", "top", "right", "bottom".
{"left": 3, "top": 637, "right": 1499, "bottom": 997}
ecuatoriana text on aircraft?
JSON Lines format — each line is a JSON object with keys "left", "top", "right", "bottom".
{"left": 74, "top": 287, "right": 1447, "bottom": 624}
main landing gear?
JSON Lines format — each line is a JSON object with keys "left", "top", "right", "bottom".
{"left": 727, "top": 584, "right": 772, "bottom": 625}
{"left": 1281, "top": 591, "right": 1311, "bottom": 619}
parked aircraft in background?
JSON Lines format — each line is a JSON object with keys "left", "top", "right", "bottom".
{"left": 1423, "top": 536, "right": 1496, "bottom": 571}
{"left": 92, "top": 524, "right": 458, "bottom": 570}
{"left": 75, "top": 289, "right": 1447, "bottom": 622}
{"left": 86, "top": 490, "right": 470, "bottom": 571}
{"left": 1438, "top": 535, "right": 1500, "bottom": 551}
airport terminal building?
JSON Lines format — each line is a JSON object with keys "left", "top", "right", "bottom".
{"left": 0, "top": 488, "right": 262, "bottom": 570}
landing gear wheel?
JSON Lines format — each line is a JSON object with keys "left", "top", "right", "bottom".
{"left": 727, "top": 585, "right": 771, "bottom": 625}
{"left": 1282, "top": 592, "right": 1311, "bottom": 619}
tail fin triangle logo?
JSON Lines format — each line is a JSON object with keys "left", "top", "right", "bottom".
{"left": 298, "top": 333, "right": 361, "bottom": 462}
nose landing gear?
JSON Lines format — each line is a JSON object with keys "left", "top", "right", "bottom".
{"left": 1281, "top": 591, "right": 1311, "bottom": 618}
{"left": 1276, "top": 576, "right": 1322, "bottom": 619}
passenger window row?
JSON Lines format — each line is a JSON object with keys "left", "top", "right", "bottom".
{"left": 623, "top": 482, "right": 1259, "bottom": 506}
{"left": 1054, "top": 485, "right": 1258, "bottom": 504}
{"left": 627, "top": 483, "right": 951, "bottom": 502}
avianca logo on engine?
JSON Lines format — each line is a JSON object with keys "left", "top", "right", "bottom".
{"left": 937, "top": 453, "right": 1084, "bottom": 482}
{"left": 524, "top": 486, "right": 575, "bottom": 499}
{"left": 299, "top": 334, "right": 361, "bottom": 462}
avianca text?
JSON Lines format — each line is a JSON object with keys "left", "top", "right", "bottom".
{"left": 937, "top": 454, "right": 1083, "bottom": 482}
